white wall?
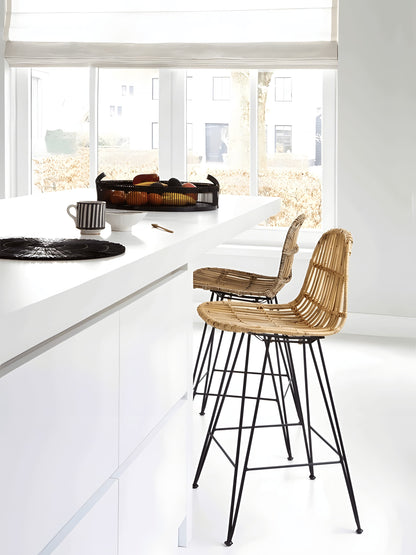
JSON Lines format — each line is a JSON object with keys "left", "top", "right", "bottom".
{"left": 337, "top": 0, "right": 416, "bottom": 319}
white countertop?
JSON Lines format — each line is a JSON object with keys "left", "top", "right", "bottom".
{"left": 0, "top": 189, "right": 280, "bottom": 367}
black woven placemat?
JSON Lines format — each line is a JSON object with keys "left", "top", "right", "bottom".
{"left": 0, "top": 238, "right": 126, "bottom": 260}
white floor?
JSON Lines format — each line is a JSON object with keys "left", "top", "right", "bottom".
{"left": 179, "top": 327, "right": 416, "bottom": 555}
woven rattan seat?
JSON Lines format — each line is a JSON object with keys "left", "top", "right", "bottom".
{"left": 198, "top": 228, "right": 352, "bottom": 337}
{"left": 193, "top": 213, "right": 306, "bottom": 299}
{"left": 193, "top": 214, "right": 306, "bottom": 414}
{"left": 192, "top": 229, "right": 362, "bottom": 546}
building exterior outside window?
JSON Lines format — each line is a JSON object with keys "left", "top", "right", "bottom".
{"left": 275, "top": 125, "right": 292, "bottom": 153}
{"left": 212, "top": 77, "right": 231, "bottom": 101}
{"left": 28, "top": 67, "right": 329, "bottom": 228}
{"left": 275, "top": 77, "right": 292, "bottom": 102}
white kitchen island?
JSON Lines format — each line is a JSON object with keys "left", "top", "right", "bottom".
{"left": 0, "top": 190, "right": 280, "bottom": 555}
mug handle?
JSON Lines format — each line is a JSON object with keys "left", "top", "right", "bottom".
{"left": 67, "top": 204, "right": 77, "bottom": 223}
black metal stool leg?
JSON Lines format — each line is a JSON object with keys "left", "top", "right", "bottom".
{"left": 224, "top": 336, "right": 271, "bottom": 546}
{"left": 193, "top": 325, "right": 215, "bottom": 400}
{"left": 265, "top": 346, "right": 293, "bottom": 460}
{"left": 303, "top": 341, "right": 315, "bottom": 480}
{"left": 199, "top": 330, "right": 226, "bottom": 415}
{"left": 192, "top": 292, "right": 215, "bottom": 384}
{"left": 193, "top": 325, "right": 213, "bottom": 400}
{"left": 193, "top": 332, "right": 243, "bottom": 488}
{"left": 309, "top": 339, "right": 363, "bottom": 534}
{"left": 282, "top": 338, "right": 315, "bottom": 479}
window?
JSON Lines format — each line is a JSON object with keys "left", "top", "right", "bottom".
{"left": 259, "top": 70, "right": 326, "bottom": 228}
{"left": 16, "top": 66, "right": 334, "bottom": 231}
{"left": 98, "top": 69, "right": 159, "bottom": 179}
{"left": 121, "top": 85, "right": 127, "bottom": 96}
{"left": 129, "top": 85, "right": 135, "bottom": 96}
{"left": 275, "top": 125, "right": 292, "bottom": 153}
{"left": 31, "top": 67, "right": 89, "bottom": 193}
{"left": 212, "top": 77, "right": 231, "bottom": 101}
{"left": 275, "top": 77, "right": 292, "bottom": 102}
{"left": 187, "top": 69, "right": 250, "bottom": 195}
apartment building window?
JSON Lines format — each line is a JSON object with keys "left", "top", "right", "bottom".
{"left": 205, "top": 123, "right": 229, "bottom": 162}
{"left": 275, "top": 125, "right": 292, "bottom": 153}
{"left": 129, "top": 86, "right": 135, "bottom": 96}
{"left": 212, "top": 77, "right": 231, "bottom": 101}
{"left": 275, "top": 77, "right": 292, "bottom": 102}
{"left": 121, "top": 85, "right": 127, "bottom": 96}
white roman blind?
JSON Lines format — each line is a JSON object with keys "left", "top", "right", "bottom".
{"left": 4, "top": 0, "right": 338, "bottom": 68}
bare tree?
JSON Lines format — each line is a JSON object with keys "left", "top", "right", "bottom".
{"left": 227, "top": 71, "right": 273, "bottom": 171}
{"left": 257, "top": 71, "right": 273, "bottom": 170}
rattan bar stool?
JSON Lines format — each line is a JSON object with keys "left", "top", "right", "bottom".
{"left": 193, "top": 213, "right": 306, "bottom": 415}
{"left": 192, "top": 228, "right": 363, "bottom": 546}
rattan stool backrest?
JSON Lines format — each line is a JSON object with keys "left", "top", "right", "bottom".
{"left": 293, "top": 228, "right": 353, "bottom": 334}
{"left": 275, "top": 213, "right": 306, "bottom": 287}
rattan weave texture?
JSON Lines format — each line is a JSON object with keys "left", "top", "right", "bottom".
{"left": 193, "top": 213, "right": 306, "bottom": 298}
{"left": 197, "top": 228, "right": 353, "bottom": 337}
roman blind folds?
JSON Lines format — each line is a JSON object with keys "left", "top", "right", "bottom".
{"left": 4, "top": 0, "right": 338, "bottom": 68}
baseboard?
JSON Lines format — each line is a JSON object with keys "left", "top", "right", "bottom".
{"left": 342, "top": 312, "right": 416, "bottom": 339}
{"left": 192, "top": 298, "right": 416, "bottom": 339}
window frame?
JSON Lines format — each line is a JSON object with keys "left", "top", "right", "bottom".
{"left": 8, "top": 67, "right": 336, "bottom": 245}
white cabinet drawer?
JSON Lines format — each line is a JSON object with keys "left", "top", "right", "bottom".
{"left": 0, "top": 313, "right": 119, "bottom": 555}
{"left": 50, "top": 481, "right": 118, "bottom": 555}
{"left": 119, "top": 270, "right": 190, "bottom": 462}
{"left": 118, "top": 402, "right": 188, "bottom": 555}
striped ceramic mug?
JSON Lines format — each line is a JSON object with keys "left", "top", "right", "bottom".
{"left": 67, "top": 201, "right": 106, "bottom": 235}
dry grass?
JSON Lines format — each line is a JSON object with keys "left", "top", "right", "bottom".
{"left": 33, "top": 149, "right": 321, "bottom": 228}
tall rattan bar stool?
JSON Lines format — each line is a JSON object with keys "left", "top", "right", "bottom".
{"left": 193, "top": 213, "right": 306, "bottom": 415}
{"left": 192, "top": 229, "right": 363, "bottom": 546}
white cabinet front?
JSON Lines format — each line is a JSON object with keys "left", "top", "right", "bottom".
{"left": 119, "top": 270, "right": 191, "bottom": 463}
{"left": 118, "top": 402, "right": 188, "bottom": 555}
{"left": 51, "top": 480, "right": 118, "bottom": 555}
{"left": 0, "top": 313, "right": 119, "bottom": 555}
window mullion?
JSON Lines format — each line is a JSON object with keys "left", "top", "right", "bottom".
{"left": 159, "top": 69, "right": 186, "bottom": 181}
{"left": 89, "top": 67, "right": 98, "bottom": 188}
{"left": 14, "top": 68, "right": 31, "bottom": 196}
{"left": 322, "top": 69, "right": 337, "bottom": 228}
{"left": 249, "top": 70, "right": 258, "bottom": 196}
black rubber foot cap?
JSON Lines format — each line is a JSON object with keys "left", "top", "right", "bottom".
{"left": 192, "top": 483, "right": 199, "bottom": 489}
{"left": 199, "top": 412, "right": 205, "bottom": 416}
{"left": 224, "top": 540, "right": 233, "bottom": 547}
{"left": 287, "top": 456, "right": 294, "bottom": 461}
{"left": 309, "top": 474, "right": 316, "bottom": 480}
{"left": 356, "top": 528, "right": 363, "bottom": 534}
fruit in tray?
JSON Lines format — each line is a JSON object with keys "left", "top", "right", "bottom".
{"left": 182, "top": 182, "right": 198, "bottom": 201}
{"left": 132, "top": 173, "right": 159, "bottom": 185}
{"left": 167, "top": 177, "right": 182, "bottom": 188}
{"left": 148, "top": 192, "right": 163, "bottom": 205}
{"left": 162, "top": 192, "right": 196, "bottom": 206}
{"left": 110, "top": 190, "right": 126, "bottom": 204}
{"left": 126, "top": 190, "right": 148, "bottom": 206}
